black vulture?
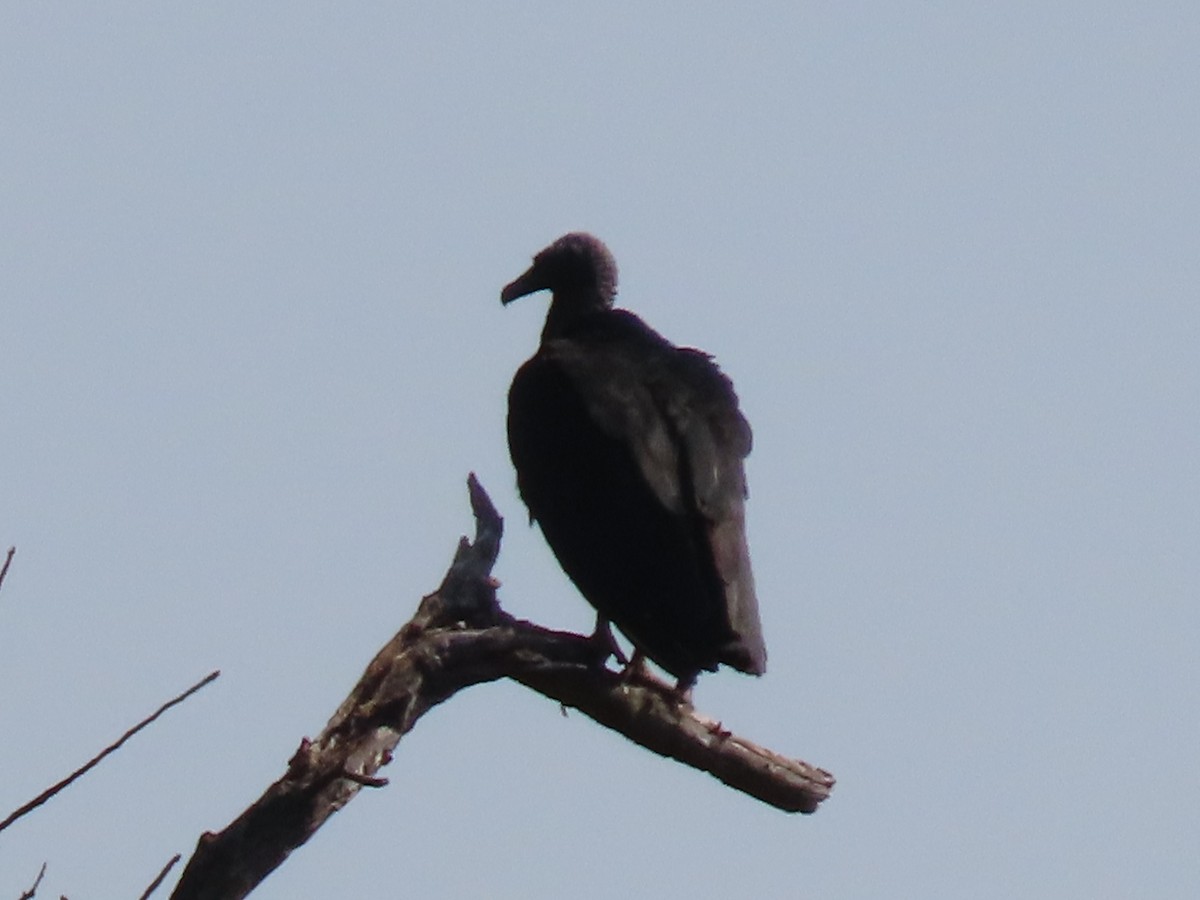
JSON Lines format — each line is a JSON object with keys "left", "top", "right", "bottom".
{"left": 502, "top": 232, "right": 767, "bottom": 689}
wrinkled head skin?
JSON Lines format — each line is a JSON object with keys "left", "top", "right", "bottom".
{"left": 500, "top": 232, "right": 619, "bottom": 307}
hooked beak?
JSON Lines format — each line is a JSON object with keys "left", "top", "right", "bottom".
{"left": 500, "top": 264, "right": 549, "bottom": 305}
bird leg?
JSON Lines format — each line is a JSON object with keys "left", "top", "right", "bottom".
{"left": 582, "top": 604, "right": 698, "bottom": 704}
{"left": 671, "top": 675, "right": 697, "bottom": 708}
{"left": 588, "top": 615, "right": 629, "bottom": 667}
{"left": 617, "top": 652, "right": 690, "bottom": 706}
{"left": 617, "top": 648, "right": 649, "bottom": 684}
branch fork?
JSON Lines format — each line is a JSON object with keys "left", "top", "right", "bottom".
{"left": 169, "top": 475, "right": 833, "bottom": 899}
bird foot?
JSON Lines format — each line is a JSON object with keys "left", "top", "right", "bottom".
{"left": 671, "top": 676, "right": 697, "bottom": 708}
{"left": 617, "top": 649, "right": 650, "bottom": 684}
{"left": 588, "top": 617, "right": 629, "bottom": 667}
{"left": 614, "top": 651, "right": 695, "bottom": 706}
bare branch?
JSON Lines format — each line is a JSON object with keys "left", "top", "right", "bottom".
{"left": 0, "top": 545, "right": 15, "bottom": 594}
{"left": 140, "top": 855, "right": 182, "bottom": 900}
{"left": 18, "top": 861, "right": 46, "bottom": 900}
{"left": 509, "top": 657, "right": 834, "bottom": 812}
{"left": 0, "top": 671, "right": 220, "bottom": 834}
{"left": 170, "top": 475, "right": 833, "bottom": 900}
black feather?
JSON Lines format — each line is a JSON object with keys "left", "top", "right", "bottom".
{"left": 502, "top": 233, "right": 766, "bottom": 684}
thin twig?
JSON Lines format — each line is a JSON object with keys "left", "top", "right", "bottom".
{"left": 18, "top": 861, "right": 46, "bottom": 900}
{"left": 0, "top": 671, "right": 220, "bottom": 833}
{"left": 139, "top": 854, "right": 182, "bottom": 900}
{"left": 0, "top": 545, "right": 15, "bottom": 593}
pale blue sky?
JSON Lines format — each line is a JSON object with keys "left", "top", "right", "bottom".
{"left": 3, "top": 3, "right": 1198, "bottom": 897}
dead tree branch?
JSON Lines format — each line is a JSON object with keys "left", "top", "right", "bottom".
{"left": 18, "top": 862, "right": 46, "bottom": 900}
{"left": 140, "top": 854, "right": 182, "bottom": 900}
{"left": 0, "top": 545, "right": 15, "bottom": 594}
{"left": 0, "top": 671, "right": 220, "bottom": 834}
{"left": 170, "top": 475, "right": 833, "bottom": 900}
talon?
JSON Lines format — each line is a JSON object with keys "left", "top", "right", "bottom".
{"left": 672, "top": 675, "right": 697, "bottom": 708}
{"left": 618, "top": 649, "right": 649, "bottom": 684}
{"left": 589, "top": 615, "right": 628, "bottom": 666}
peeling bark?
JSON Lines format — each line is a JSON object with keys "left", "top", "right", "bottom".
{"left": 170, "top": 475, "right": 833, "bottom": 900}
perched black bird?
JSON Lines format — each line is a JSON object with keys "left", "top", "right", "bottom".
{"left": 502, "top": 233, "right": 766, "bottom": 689}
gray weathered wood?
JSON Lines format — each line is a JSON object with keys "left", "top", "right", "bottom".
{"left": 169, "top": 476, "right": 833, "bottom": 900}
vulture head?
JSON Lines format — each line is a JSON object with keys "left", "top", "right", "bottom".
{"left": 501, "top": 232, "right": 619, "bottom": 310}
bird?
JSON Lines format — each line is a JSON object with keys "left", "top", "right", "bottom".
{"left": 501, "top": 232, "right": 766, "bottom": 690}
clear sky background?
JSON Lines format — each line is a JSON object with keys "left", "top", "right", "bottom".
{"left": 2, "top": 3, "right": 1197, "bottom": 898}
